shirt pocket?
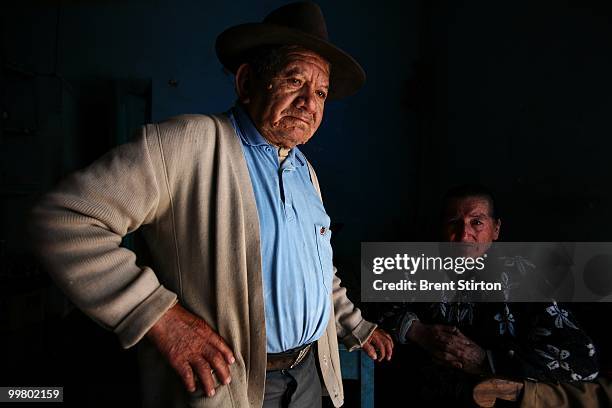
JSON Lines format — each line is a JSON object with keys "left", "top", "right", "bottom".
{"left": 314, "top": 224, "right": 333, "bottom": 292}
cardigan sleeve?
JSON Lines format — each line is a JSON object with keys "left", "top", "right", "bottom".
{"left": 304, "top": 160, "right": 377, "bottom": 350}
{"left": 332, "top": 267, "right": 378, "bottom": 351}
{"left": 29, "top": 126, "right": 178, "bottom": 349}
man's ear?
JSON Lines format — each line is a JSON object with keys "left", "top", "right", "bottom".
{"left": 235, "top": 63, "right": 252, "bottom": 104}
{"left": 493, "top": 219, "right": 501, "bottom": 241}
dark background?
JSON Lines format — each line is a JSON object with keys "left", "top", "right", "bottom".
{"left": 2, "top": 0, "right": 612, "bottom": 406}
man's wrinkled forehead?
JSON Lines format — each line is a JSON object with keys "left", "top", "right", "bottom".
{"left": 278, "top": 46, "right": 330, "bottom": 76}
{"left": 446, "top": 196, "right": 493, "bottom": 218}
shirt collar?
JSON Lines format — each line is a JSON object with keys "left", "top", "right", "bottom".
{"left": 230, "top": 104, "right": 306, "bottom": 166}
{"left": 231, "top": 103, "right": 270, "bottom": 147}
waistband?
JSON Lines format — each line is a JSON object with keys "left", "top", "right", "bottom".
{"left": 266, "top": 343, "right": 313, "bottom": 372}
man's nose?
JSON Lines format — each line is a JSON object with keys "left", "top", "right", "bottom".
{"left": 459, "top": 222, "right": 473, "bottom": 241}
{"left": 295, "top": 87, "right": 317, "bottom": 113}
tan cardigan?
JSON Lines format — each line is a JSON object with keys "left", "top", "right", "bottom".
{"left": 30, "top": 114, "right": 376, "bottom": 407}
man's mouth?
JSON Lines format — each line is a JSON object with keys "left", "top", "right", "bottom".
{"left": 284, "top": 115, "right": 312, "bottom": 125}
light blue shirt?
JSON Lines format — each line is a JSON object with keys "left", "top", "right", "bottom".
{"left": 228, "top": 105, "right": 333, "bottom": 353}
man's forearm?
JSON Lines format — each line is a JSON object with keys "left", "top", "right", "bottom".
{"left": 331, "top": 268, "right": 377, "bottom": 350}
{"left": 29, "top": 128, "right": 174, "bottom": 348}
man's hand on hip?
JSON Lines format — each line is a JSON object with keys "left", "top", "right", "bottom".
{"left": 362, "top": 328, "right": 394, "bottom": 362}
{"left": 145, "top": 303, "right": 235, "bottom": 397}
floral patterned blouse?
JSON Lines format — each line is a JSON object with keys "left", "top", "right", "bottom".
{"left": 377, "top": 255, "right": 599, "bottom": 401}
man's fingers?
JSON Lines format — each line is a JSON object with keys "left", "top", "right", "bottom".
{"left": 381, "top": 336, "right": 394, "bottom": 361}
{"left": 433, "top": 355, "right": 463, "bottom": 369}
{"left": 375, "top": 343, "right": 385, "bottom": 361}
{"left": 207, "top": 352, "right": 232, "bottom": 385}
{"left": 455, "top": 328, "right": 468, "bottom": 337}
{"left": 146, "top": 303, "right": 237, "bottom": 395}
{"left": 366, "top": 330, "right": 394, "bottom": 362}
{"left": 442, "top": 338, "right": 466, "bottom": 356}
{"left": 176, "top": 362, "right": 197, "bottom": 393}
{"left": 210, "top": 333, "right": 236, "bottom": 365}
{"left": 191, "top": 359, "right": 217, "bottom": 397}
{"left": 432, "top": 332, "right": 455, "bottom": 349}
{"left": 370, "top": 336, "right": 386, "bottom": 361}
{"left": 432, "top": 350, "right": 460, "bottom": 363}
{"left": 362, "top": 343, "right": 378, "bottom": 361}
{"left": 380, "top": 331, "right": 394, "bottom": 343}
{"left": 434, "top": 332, "right": 451, "bottom": 343}
{"left": 384, "top": 341, "right": 393, "bottom": 361}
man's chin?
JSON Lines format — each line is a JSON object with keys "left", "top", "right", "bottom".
{"left": 274, "top": 129, "right": 313, "bottom": 148}
{"left": 450, "top": 242, "right": 490, "bottom": 259}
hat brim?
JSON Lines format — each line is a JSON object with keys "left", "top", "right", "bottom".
{"left": 215, "top": 23, "right": 365, "bottom": 99}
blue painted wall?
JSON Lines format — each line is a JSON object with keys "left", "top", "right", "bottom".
{"left": 5, "top": 1, "right": 612, "bottom": 406}
{"left": 3, "top": 0, "right": 420, "bottom": 296}
{"left": 6, "top": 0, "right": 612, "bottom": 292}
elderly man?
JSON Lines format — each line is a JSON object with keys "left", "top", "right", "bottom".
{"left": 378, "top": 184, "right": 598, "bottom": 407}
{"left": 30, "top": 2, "right": 392, "bottom": 407}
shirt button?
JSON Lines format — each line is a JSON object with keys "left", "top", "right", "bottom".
{"left": 508, "top": 349, "right": 515, "bottom": 357}
{"left": 320, "top": 227, "right": 326, "bottom": 235}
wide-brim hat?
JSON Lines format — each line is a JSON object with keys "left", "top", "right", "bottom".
{"left": 215, "top": 1, "right": 365, "bottom": 99}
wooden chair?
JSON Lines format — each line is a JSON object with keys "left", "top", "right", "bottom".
{"left": 338, "top": 344, "right": 374, "bottom": 408}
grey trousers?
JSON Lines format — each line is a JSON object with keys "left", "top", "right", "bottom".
{"left": 263, "top": 351, "right": 322, "bottom": 408}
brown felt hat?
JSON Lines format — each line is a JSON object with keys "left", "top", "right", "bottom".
{"left": 215, "top": 1, "right": 365, "bottom": 99}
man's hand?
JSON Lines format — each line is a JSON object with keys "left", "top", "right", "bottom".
{"left": 362, "top": 328, "right": 394, "bottom": 362}
{"left": 146, "top": 303, "right": 235, "bottom": 397}
{"left": 444, "top": 329, "right": 488, "bottom": 374}
{"left": 406, "top": 321, "right": 463, "bottom": 354}
{"left": 406, "top": 321, "right": 487, "bottom": 374}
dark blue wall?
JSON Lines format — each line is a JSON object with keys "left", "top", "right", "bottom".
{"left": 3, "top": 0, "right": 420, "bottom": 294}
{"left": 416, "top": 0, "right": 612, "bottom": 242}
{"left": 6, "top": 0, "right": 612, "bottom": 297}
{"left": 4, "top": 2, "right": 612, "bottom": 404}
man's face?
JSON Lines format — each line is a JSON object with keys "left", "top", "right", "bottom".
{"left": 244, "top": 48, "right": 330, "bottom": 148}
{"left": 442, "top": 196, "right": 500, "bottom": 258}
